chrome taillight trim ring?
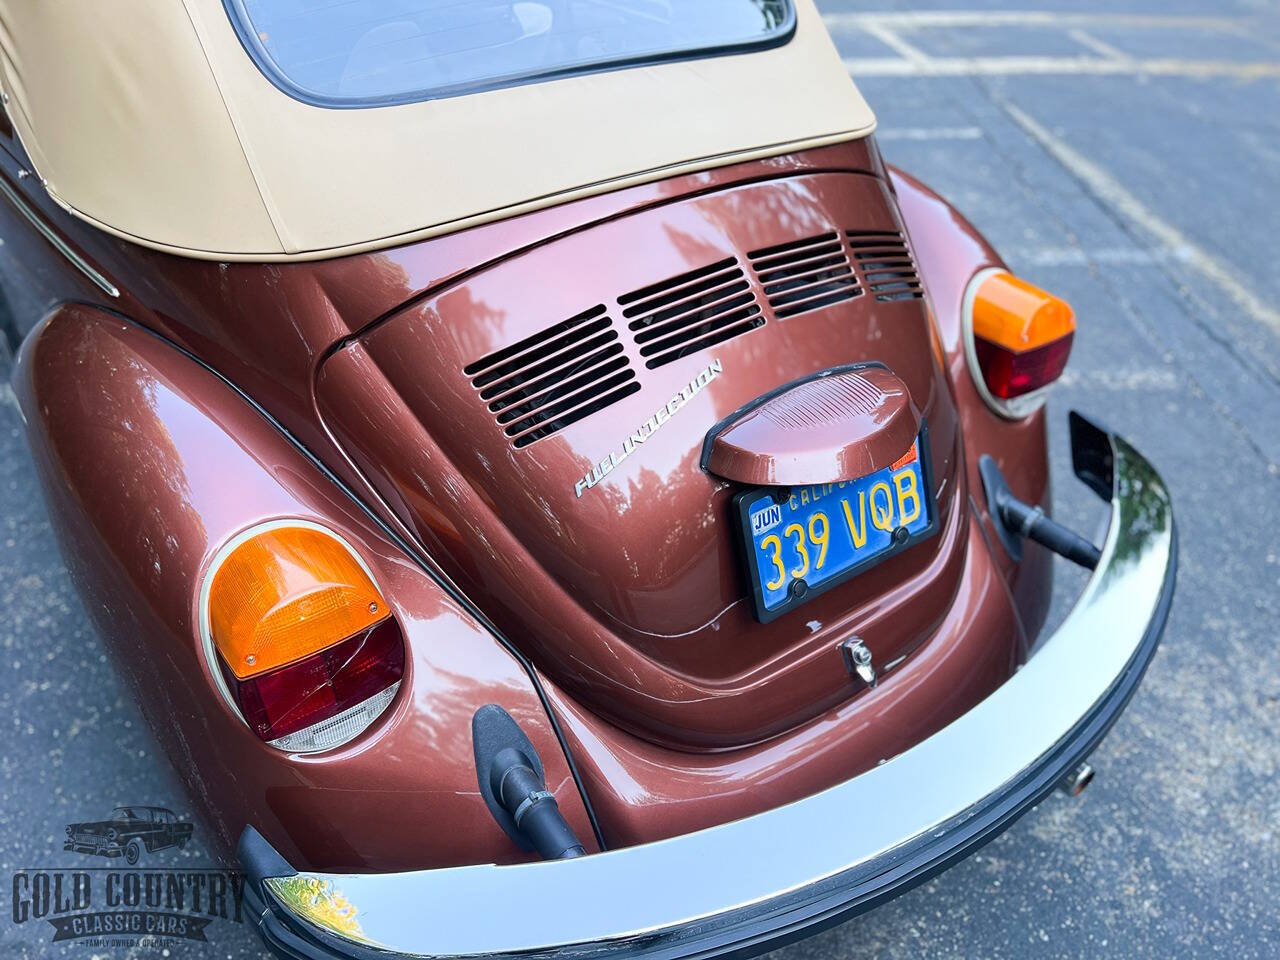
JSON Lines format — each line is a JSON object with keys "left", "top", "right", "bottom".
{"left": 195, "top": 518, "right": 394, "bottom": 755}
{"left": 961, "top": 266, "right": 1051, "bottom": 421}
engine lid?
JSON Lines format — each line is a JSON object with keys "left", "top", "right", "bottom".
{"left": 315, "top": 172, "right": 967, "bottom": 749}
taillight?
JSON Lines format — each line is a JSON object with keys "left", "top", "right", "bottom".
{"left": 963, "top": 269, "right": 1075, "bottom": 418}
{"left": 199, "top": 521, "right": 403, "bottom": 753}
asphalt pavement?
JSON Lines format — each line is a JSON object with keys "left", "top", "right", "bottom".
{"left": 2, "top": 2, "right": 1278, "bottom": 958}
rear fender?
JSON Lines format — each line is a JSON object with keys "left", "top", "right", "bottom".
{"left": 13, "top": 304, "right": 596, "bottom": 870}
{"left": 892, "top": 168, "right": 1054, "bottom": 645}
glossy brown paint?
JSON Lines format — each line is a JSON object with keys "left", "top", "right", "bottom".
{"left": 314, "top": 172, "right": 967, "bottom": 750}
{"left": 2, "top": 124, "right": 1054, "bottom": 865}
{"left": 888, "top": 169, "right": 1055, "bottom": 650}
{"left": 0, "top": 137, "right": 883, "bottom": 470}
{"left": 705, "top": 366, "right": 921, "bottom": 485}
{"left": 542, "top": 510, "right": 1021, "bottom": 845}
{"left": 14, "top": 305, "right": 596, "bottom": 870}
{"left": 532, "top": 171, "right": 1056, "bottom": 840}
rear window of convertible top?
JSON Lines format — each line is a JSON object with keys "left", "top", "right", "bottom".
{"left": 225, "top": 0, "right": 795, "bottom": 108}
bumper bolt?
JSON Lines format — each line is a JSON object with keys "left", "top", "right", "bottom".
{"left": 1058, "top": 761, "right": 1095, "bottom": 797}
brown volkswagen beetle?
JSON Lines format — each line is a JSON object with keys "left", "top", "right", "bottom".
{"left": 1, "top": 1, "right": 1176, "bottom": 957}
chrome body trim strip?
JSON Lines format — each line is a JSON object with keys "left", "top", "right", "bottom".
{"left": 252, "top": 414, "right": 1174, "bottom": 959}
{"left": 0, "top": 174, "right": 119, "bottom": 298}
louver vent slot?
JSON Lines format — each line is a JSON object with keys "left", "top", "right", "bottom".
{"left": 464, "top": 304, "right": 640, "bottom": 449}
{"left": 620, "top": 258, "right": 764, "bottom": 369}
{"left": 748, "top": 232, "right": 861, "bottom": 318}
{"left": 847, "top": 232, "right": 924, "bottom": 302}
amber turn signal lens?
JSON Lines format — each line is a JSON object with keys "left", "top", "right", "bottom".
{"left": 208, "top": 525, "right": 387, "bottom": 680}
{"left": 972, "top": 272, "right": 1075, "bottom": 350}
{"left": 971, "top": 272, "right": 1075, "bottom": 402}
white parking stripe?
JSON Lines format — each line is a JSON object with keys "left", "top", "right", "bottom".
{"left": 1008, "top": 247, "right": 1189, "bottom": 268}
{"left": 1058, "top": 368, "right": 1181, "bottom": 391}
{"left": 858, "top": 21, "right": 930, "bottom": 64}
{"left": 1001, "top": 103, "right": 1280, "bottom": 335}
{"left": 877, "top": 127, "right": 984, "bottom": 141}
{"left": 827, "top": 9, "right": 1278, "bottom": 79}
{"left": 824, "top": 12, "right": 1245, "bottom": 31}
{"left": 843, "top": 56, "right": 1280, "bottom": 78}
{"left": 1065, "top": 29, "right": 1133, "bottom": 62}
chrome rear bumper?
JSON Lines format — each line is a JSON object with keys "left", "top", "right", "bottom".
{"left": 242, "top": 412, "right": 1176, "bottom": 960}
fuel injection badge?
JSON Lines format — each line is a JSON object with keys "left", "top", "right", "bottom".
{"left": 574, "top": 359, "right": 723, "bottom": 497}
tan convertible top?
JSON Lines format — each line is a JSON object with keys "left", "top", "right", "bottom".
{"left": 0, "top": 0, "right": 874, "bottom": 261}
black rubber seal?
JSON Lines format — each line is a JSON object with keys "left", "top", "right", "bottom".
{"left": 219, "top": 1, "right": 797, "bottom": 110}
{"left": 472, "top": 704, "right": 546, "bottom": 851}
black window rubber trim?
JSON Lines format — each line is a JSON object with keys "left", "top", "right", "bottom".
{"left": 219, "top": 0, "right": 796, "bottom": 110}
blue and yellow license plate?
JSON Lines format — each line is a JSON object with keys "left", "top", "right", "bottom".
{"left": 734, "top": 433, "right": 938, "bottom": 622}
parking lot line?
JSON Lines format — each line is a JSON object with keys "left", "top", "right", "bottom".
{"left": 877, "top": 127, "right": 984, "bottom": 141}
{"left": 1057, "top": 368, "right": 1181, "bottom": 391}
{"left": 1008, "top": 246, "right": 1187, "bottom": 268}
{"left": 824, "top": 12, "right": 1245, "bottom": 31}
{"left": 1064, "top": 29, "right": 1133, "bottom": 63}
{"left": 857, "top": 21, "right": 931, "bottom": 65}
{"left": 1001, "top": 102, "right": 1280, "bottom": 335}
{"left": 842, "top": 55, "right": 1280, "bottom": 78}
{"left": 826, "top": 10, "right": 1280, "bottom": 79}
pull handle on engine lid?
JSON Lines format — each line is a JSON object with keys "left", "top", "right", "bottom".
{"left": 702, "top": 364, "right": 921, "bottom": 486}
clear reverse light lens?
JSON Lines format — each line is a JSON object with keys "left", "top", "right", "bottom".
{"left": 269, "top": 683, "right": 400, "bottom": 754}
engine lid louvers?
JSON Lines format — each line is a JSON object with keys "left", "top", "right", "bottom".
{"left": 464, "top": 304, "right": 640, "bottom": 448}
{"left": 620, "top": 258, "right": 764, "bottom": 369}
{"left": 847, "top": 232, "right": 924, "bottom": 302}
{"left": 748, "top": 232, "right": 862, "bottom": 318}
{"left": 463, "top": 231, "right": 921, "bottom": 450}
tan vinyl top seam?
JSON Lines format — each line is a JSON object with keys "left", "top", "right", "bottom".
{"left": 51, "top": 126, "right": 876, "bottom": 262}
{"left": 177, "top": 0, "right": 287, "bottom": 253}
{"left": 1, "top": 0, "right": 871, "bottom": 259}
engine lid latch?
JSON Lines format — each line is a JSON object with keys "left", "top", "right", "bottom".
{"left": 840, "top": 636, "right": 877, "bottom": 688}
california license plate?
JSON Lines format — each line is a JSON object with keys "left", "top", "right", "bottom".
{"left": 734, "top": 432, "right": 938, "bottom": 623}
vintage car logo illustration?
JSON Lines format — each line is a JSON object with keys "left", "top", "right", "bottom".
{"left": 64, "top": 805, "right": 193, "bottom": 865}
{"left": 11, "top": 806, "right": 242, "bottom": 948}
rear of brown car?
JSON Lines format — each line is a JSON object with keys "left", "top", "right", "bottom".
{"left": 315, "top": 165, "right": 982, "bottom": 755}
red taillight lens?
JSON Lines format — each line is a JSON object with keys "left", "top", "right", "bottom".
{"left": 973, "top": 332, "right": 1074, "bottom": 399}
{"left": 221, "top": 618, "right": 404, "bottom": 748}
{"left": 966, "top": 271, "right": 1076, "bottom": 414}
